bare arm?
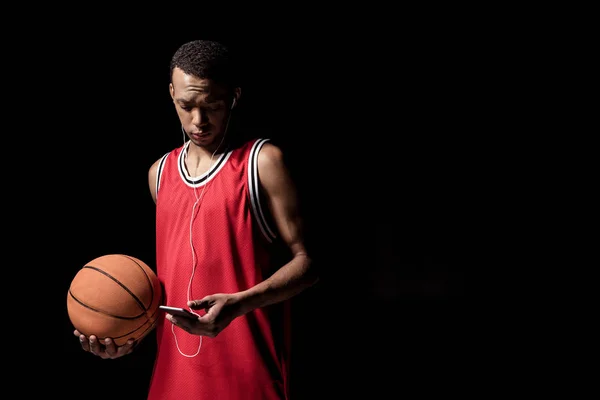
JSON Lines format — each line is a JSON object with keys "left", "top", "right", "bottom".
{"left": 236, "top": 142, "right": 318, "bottom": 313}
{"left": 148, "top": 158, "right": 160, "bottom": 205}
{"left": 165, "top": 143, "right": 318, "bottom": 336}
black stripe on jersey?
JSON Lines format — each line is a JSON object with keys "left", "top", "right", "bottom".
{"left": 178, "top": 141, "right": 231, "bottom": 186}
{"left": 155, "top": 152, "right": 170, "bottom": 198}
{"left": 248, "top": 138, "right": 277, "bottom": 243}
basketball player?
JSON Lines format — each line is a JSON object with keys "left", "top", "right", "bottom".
{"left": 74, "top": 39, "right": 318, "bottom": 399}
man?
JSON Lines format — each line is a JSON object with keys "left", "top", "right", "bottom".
{"left": 74, "top": 39, "right": 318, "bottom": 400}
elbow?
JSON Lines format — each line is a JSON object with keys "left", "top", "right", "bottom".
{"left": 292, "top": 249, "right": 319, "bottom": 288}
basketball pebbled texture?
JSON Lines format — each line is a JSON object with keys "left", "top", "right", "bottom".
{"left": 67, "top": 254, "right": 163, "bottom": 346}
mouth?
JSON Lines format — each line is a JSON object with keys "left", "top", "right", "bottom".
{"left": 191, "top": 131, "right": 210, "bottom": 138}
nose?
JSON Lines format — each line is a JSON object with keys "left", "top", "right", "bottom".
{"left": 190, "top": 108, "right": 208, "bottom": 127}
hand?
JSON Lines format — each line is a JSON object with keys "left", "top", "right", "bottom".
{"left": 74, "top": 330, "right": 137, "bottom": 359}
{"left": 165, "top": 293, "right": 243, "bottom": 338}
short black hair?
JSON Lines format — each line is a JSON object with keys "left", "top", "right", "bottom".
{"left": 170, "top": 39, "right": 239, "bottom": 89}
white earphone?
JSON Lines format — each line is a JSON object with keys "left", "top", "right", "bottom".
{"left": 231, "top": 97, "right": 237, "bottom": 109}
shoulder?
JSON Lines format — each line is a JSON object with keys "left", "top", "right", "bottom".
{"left": 257, "top": 141, "right": 285, "bottom": 168}
{"left": 256, "top": 141, "right": 291, "bottom": 181}
{"left": 150, "top": 144, "right": 185, "bottom": 174}
{"left": 148, "top": 149, "right": 176, "bottom": 203}
{"left": 149, "top": 151, "right": 171, "bottom": 178}
{"left": 149, "top": 156, "right": 162, "bottom": 175}
{"left": 257, "top": 140, "right": 286, "bottom": 171}
{"left": 255, "top": 141, "right": 296, "bottom": 193}
{"left": 239, "top": 137, "right": 287, "bottom": 173}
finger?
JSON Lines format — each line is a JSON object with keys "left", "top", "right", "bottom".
{"left": 198, "top": 303, "right": 219, "bottom": 321}
{"left": 103, "top": 338, "right": 118, "bottom": 358}
{"left": 119, "top": 339, "right": 137, "bottom": 356}
{"left": 168, "top": 315, "right": 198, "bottom": 332}
{"left": 88, "top": 335, "right": 101, "bottom": 355}
{"left": 188, "top": 297, "right": 211, "bottom": 309}
{"left": 188, "top": 300, "right": 203, "bottom": 309}
{"left": 167, "top": 314, "right": 184, "bottom": 327}
{"left": 78, "top": 334, "right": 90, "bottom": 351}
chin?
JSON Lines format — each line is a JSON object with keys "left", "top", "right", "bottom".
{"left": 192, "top": 133, "right": 225, "bottom": 148}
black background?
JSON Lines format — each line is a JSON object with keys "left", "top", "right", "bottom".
{"left": 9, "top": 10, "right": 476, "bottom": 399}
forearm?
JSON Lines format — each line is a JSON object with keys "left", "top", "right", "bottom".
{"left": 237, "top": 253, "right": 318, "bottom": 314}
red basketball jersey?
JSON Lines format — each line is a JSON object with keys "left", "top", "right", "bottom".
{"left": 147, "top": 138, "right": 291, "bottom": 400}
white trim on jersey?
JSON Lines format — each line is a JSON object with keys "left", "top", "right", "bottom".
{"left": 155, "top": 152, "right": 170, "bottom": 199}
{"left": 178, "top": 140, "right": 232, "bottom": 188}
{"left": 248, "top": 138, "right": 277, "bottom": 243}
{"left": 156, "top": 139, "right": 277, "bottom": 243}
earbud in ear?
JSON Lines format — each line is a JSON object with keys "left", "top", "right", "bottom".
{"left": 231, "top": 97, "right": 237, "bottom": 109}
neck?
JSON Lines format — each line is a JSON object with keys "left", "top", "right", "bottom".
{"left": 186, "top": 136, "right": 228, "bottom": 158}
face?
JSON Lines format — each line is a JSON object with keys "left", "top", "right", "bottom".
{"left": 170, "top": 67, "right": 238, "bottom": 149}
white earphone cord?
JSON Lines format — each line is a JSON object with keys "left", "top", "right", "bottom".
{"left": 172, "top": 102, "right": 233, "bottom": 357}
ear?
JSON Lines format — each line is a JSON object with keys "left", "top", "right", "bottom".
{"left": 232, "top": 87, "right": 242, "bottom": 108}
{"left": 169, "top": 83, "right": 175, "bottom": 101}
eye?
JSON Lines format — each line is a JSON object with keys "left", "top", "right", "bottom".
{"left": 206, "top": 104, "right": 223, "bottom": 111}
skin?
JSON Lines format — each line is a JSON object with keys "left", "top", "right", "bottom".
{"left": 74, "top": 67, "right": 318, "bottom": 359}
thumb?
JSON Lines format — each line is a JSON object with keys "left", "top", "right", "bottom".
{"left": 188, "top": 296, "right": 212, "bottom": 309}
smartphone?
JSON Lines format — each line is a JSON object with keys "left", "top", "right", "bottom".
{"left": 159, "top": 305, "right": 198, "bottom": 320}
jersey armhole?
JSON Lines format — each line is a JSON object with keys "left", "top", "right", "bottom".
{"left": 248, "top": 138, "right": 278, "bottom": 243}
{"left": 155, "top": 152, "right": 170, "bottom": 200}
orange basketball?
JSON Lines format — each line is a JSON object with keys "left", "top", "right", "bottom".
{"left": 67, "top": 254, "right": 163, "bottom": 346}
